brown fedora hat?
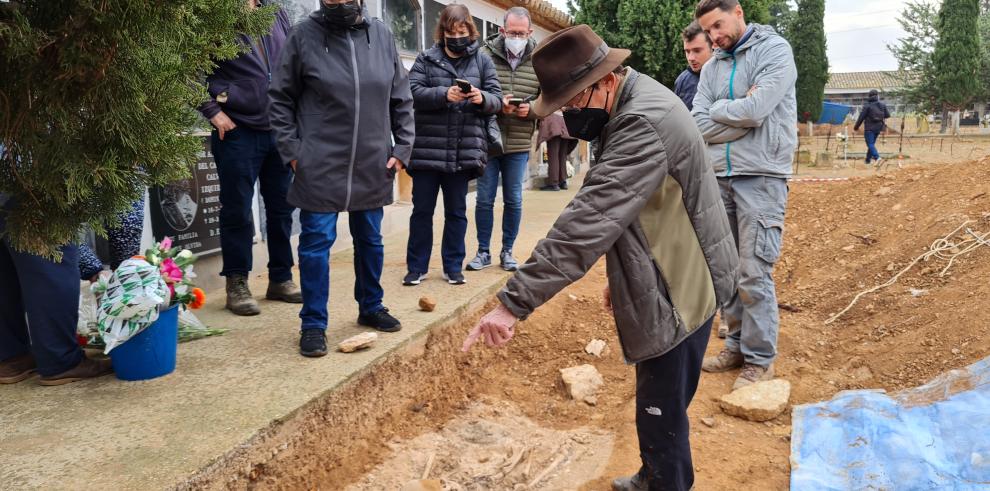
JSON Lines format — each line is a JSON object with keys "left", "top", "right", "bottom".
{"left": 530, "top": 25, "right": 631, "bottom": 118}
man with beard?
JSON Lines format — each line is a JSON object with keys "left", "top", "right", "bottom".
{"left": 692, "top": 0, "right": 797, "bottom": 391}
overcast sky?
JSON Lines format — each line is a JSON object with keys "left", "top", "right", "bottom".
{"left": 546, "top": 0, "right": 913, "bottom": 74}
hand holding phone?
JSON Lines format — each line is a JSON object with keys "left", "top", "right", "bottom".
{"left": 455, "top": 79, "right": 472, "bottom": 93}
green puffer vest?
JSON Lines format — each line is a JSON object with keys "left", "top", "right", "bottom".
{"left": 481, "top": 33, "right": 540, "bottom": 154}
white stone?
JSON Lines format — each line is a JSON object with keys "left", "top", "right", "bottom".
{"left": 338, "top": 332, "right": 378, "bottom": 353}
{"left": 560, "top": 364, "right": 604, "bottom": 404}
{"left": 585, "top": 339, "right": 607, "bottom": 357}
{"left": 720, "top": 379, "right": 791, "bottom": 422}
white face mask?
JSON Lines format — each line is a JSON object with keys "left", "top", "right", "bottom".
{"left": 505, "top": 37, "right": 527, "bottom": 56}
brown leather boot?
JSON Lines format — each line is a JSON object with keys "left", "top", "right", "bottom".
{"left": 39, "top": 357, "right": 113, "bottom": 386}
{"left": 701, "top": 348, "right": 744, "bottom": 373}
{"left": 266, "top": 279, "right": 303, "bottom": 303}
{"left": 733, "top": 363, "right": 775, "bottom": 390}
{"left": 0, "top": 353, "right": 37, "bottom": 384}
{"left": 226, "top": 275, "right": 260, "bottom": 316}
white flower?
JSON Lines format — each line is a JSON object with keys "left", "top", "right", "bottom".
{"left": 177, "top": 250, "right": 194, "bottom": 260}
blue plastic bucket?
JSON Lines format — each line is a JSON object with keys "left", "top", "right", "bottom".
{"left": 110, "top": 305, "right": 179, "bottom": 381}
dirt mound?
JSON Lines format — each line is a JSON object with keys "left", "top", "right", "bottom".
{"left": 193, "top": 159, "right": 990, "bottom": 490}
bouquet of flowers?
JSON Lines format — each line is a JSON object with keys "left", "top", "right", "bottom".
{"left": 82, "top": 237, "right": 217, "bottom": 353}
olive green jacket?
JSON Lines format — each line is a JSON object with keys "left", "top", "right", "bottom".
{"left": 498, "top": 68, "right": 738, "bottom": 363}
{"left": 481, "top": 33, "right": 540, "bottom": 154}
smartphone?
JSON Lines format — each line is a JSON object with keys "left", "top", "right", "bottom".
{"left": 507, "top": 98, "right": 525, "bottom": 106}
{"left": 455, "top": 79, "right": 472, "bottom": 93}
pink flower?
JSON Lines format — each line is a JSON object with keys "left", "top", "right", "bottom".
{"left": 160, "top": 236, "right": 173, "bottom": 251}
{"left": 160, "top": 258, "right": 183, "bottom": 283}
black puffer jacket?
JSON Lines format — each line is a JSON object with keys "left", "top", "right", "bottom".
{"left": 407, "top": 41, "right": 502, "bottom": 175}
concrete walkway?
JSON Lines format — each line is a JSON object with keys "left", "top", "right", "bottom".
{"left": 0, "top": 184, "right": 579, "bottom": 490}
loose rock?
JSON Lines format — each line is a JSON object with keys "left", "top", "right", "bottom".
{"left": 874, "top": 186, "right": 893, "bottom": 197}
{"left": 720, "top": 379, "right": 791, "bottom": 422}
{"left": 401, "top": 480, "right": 443, "bottom": 491}
{"left": 700, "top": 417, "right": 717, "bottom": 428}
{"left": 418, "top": 296, "right": 437, "bottom": 312}
{"left": 338, "top": 332, "right": 378, "bottom": 353}
{"left": 560, "top": 364, "right": 604, "bottom": 405}
{"left": 585, "top": 339, "right": 607, "bottom": 357}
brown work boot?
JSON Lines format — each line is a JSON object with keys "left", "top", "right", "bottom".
{"left": 0, "top": 353, "right": 37, "bottom": 384}
{"left": 38, "top": 357, "right": 113, "bottom": 386}
{"left": 732, "top": 363, "right": 775, "bottom": 390}
{"left": 266, "top": 279, "right": 303, "bottom": 303}
{"left": 226, "top": 275, "right": 260, "bottom": 316}
{"left": 702, "top": 349, "right": 744, "bottom": 373}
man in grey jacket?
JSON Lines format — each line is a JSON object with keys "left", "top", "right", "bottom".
{"left": 692, "top": 0, "right": 797, "bottom": 390}
{"left": 462, "top": 25, "right": 738, "bottom": 491}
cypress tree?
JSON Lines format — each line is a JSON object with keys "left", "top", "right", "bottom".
{"left": 931, "top": 0, "right": 981, "bottom": 111}
{"left": 790, "top": 0, "right": 828, "bottom": 122}
{"left": 0, "top": 1, "right": 275, "bottom": 258}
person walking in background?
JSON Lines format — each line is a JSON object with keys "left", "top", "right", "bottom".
{"left": 268, "top": 0, "right": 415, "bottom": 357}
{"left": 536, "top": 110, "right": 577, "bottom": 191}
{"left": 854, "top": 89, "right": 891, "bottom": 167}
{"left": 403, "top": 4, "right": 502, "bottom": 287}
{"left": 674, "top": 20, "right": 713, "bottom": 110}
{"left": 693, "top": 0, "right": 797, "bottom": 391}
{"left": 467, "top": 6, "right": 540, "bottom": 274}
{"left": 199, "top": 0, "right": 299, "bottom": 317}
{"left": 463, "top": 25, "right": 738, "bottom": 491}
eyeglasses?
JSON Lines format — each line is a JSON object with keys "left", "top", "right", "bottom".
{"left": 504, "top": 31, "right": 530, "bottom": 39}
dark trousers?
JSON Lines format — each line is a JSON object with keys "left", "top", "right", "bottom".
{"left": 864, "top": 130, "right": 881, "bottom": 163}
{"left": 0, "top": 227, "right": 84, "bottom": 376}
{"left": 635, "top": 316, "right": 713, "bottom": 490}
{"left": 406, "top": 170, "right": 471, "bottom": 275}
{"left": 212, "top": 126, "right": 295, "bottom": 283}
{"left": 545, "top": 137, "right": 573, "bottom": 186}
{"left": 297, "top": 208, "right": 385, "bottom": 329}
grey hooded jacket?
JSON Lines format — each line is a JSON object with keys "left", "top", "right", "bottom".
{"left": 692, "top": 24, "right": 797, "bottom": 178}
{"left": 497, "top": 69, "right": 738, "bottom": 363}
{"left": 268, "top": 10, "right": 415, "bottom": 213}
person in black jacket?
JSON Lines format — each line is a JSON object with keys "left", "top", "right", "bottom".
{"left": 854, "top": 89, "right": 891, "bottom": 166}
{"left": 268, "top": 0, "right": 415, "bottom": 357}
{"left": 403, "top": 4, "right": 502, "bottom": 287}
{"left": 673, "top": 21, "right": 712, "bottom": 111}
{"left": 200, "top": 2, "right": 300, "bottom": 317}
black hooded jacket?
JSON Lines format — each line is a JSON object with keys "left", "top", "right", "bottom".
{"left": 268, "top": 10, "right": 415, "bottom": 213}
{"left": 855, "top": 92, "right": 891, "bottom": 133}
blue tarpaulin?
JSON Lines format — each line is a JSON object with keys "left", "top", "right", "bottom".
{"left": 818, "top": 101, "right": 852, "bottom": 125}
{"left": 791, "top": 356, "right": 990, "bottom": 490}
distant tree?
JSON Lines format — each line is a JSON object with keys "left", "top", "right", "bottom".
{"left": 789, "top": 0, "right": 828, "bottom": 122}
{"left": 0, "top": 1, "right": 275, "bottom": 258}
{"left": 887, "top": 0, "right": 941, "bottom": 115}
{"left": 930, "top": 0, "right": 981, "bottom": 132}
{"left": 767, "top": 0, "right": 796, "bottom": 40}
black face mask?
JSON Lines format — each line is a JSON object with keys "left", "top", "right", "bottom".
{"left": 445, "top": 36, "right": 472, "bottom": 54}
{"left": 321, "top": 0, "right": 362, "bottom": 27}
{"left": 563, "top": 86, "right": 611, "bottom": 141}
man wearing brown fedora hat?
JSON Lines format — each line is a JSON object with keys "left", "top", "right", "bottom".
{"left": 462, "top": 24, "right": 739, "bottom": 491}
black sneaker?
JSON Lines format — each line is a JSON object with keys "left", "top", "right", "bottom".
{"left": 442, "top": 271, "right": 466, "bottom": 285}
{"left": 559, "top": 180, "right": 568, "bottom": 190}
{"left": 402, "top": 272, "right": 427, "bottom": 286}
{"left": 299, "top": 329, "right": 328, "bottom": 357}
{"left": 358, "top": 307, "right": 402, "bottom": 333}
{"left": 539, "top": 183, "right": 560, "bottom": 191}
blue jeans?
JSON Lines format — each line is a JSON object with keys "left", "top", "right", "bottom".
{"left": 212, "top": 127, "right": 295, "bottom": 282}
{"left": 297, "top": 208, "right": 385, "bottom": 330}
{"left": 475, "top": 151, "right": 528, "bottom": 253}
{"left": 406, "top": 170, "right": 471, "bottom": 275}
{"left": 864, "top": 131, "right": 880, "bottom": 163}
{"left": 0, "top": 214, "right": 84, "bottom": 376}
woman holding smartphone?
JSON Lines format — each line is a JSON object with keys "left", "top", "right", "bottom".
{"left": 403, "top": 3, "right": 502, "bottom": 286}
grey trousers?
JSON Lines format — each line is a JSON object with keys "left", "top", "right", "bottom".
{"left": 718, "top": 176, "right": 788, "bottom": 367}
